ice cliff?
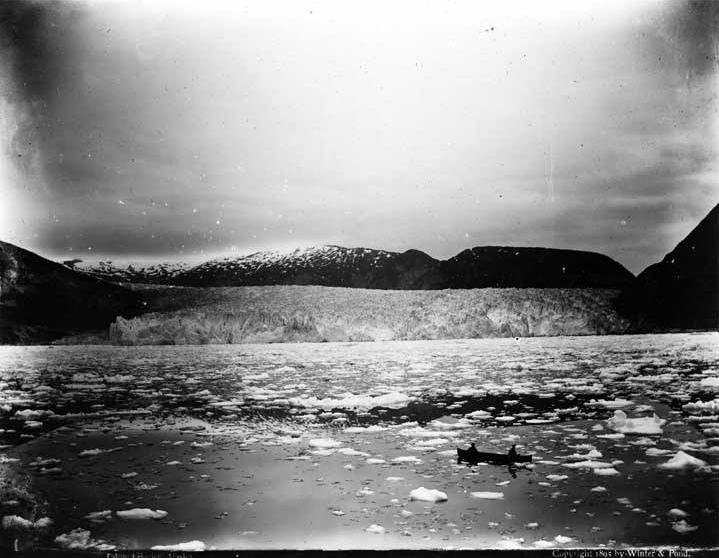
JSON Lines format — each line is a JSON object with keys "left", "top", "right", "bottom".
{"left": 107, "top": 286, "right": 630, "bottom": 345}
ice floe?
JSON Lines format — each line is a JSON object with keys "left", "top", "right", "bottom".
{"left": 84, "top": 510, "right": 112, "bottom": 522}
{"left": 671, "top": 520, "right": 698, "bottom": 533}
{"left": 391, "top": 456, "right": 422, "bottom": 463}
{"left": 290, "top": 391, "right": 412, "bottom": 410}
{"left": 409, "top": 487, "right": 448, "bottom": 502}
{"left": 2, "top": 515, "right": 53, "bottom": 529}
{"left": 470, "top": 491, "right": 504, "bottom": 500}
{"left": 365, "top": 524, "right": 385, "bottom": 533}
{"left": 593, "top": 467, "right": 620, "bottom": 476}
{"left": 151, "top": 540, "right": 207, "bottom": 551}
{"left": 337, "top": 447, "right": 369, "bottom": 457}
{"left": 116, "top": 508, "right": 168, "bottom": 519}
{"left": 588, "top": 398, "right": 633, "bottom": 408}
{"left": 546, "top": 474, "right": 568, "bottom": 481}
{"left": 657, "top": 451, "right": 708, "bottom": 471}
{"left": 55, "top": 528, "right": 116, "bottom": 551}
{"left": 606, "top": 410, "right": 665, "bottom": 435}
{"left": 308, "top": 438, "right": 342, "bottom": 449}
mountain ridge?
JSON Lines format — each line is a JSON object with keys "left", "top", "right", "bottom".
{"left": 623, "top": 203, "right": 719, "bottom": 330}
{"left": 65, "top": 244, "right": 635, "bottom": 290}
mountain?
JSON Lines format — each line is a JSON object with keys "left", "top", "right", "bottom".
{"left": 173, "top": 245, "right": 445, "bottom": 289}
{"left": 627, "top": 204, "right": 719, "bottom": 330}
{"left": 68, "top": 244, "right": 634, "bottom": 290}
{"left": 66, "top": 259, "right": 191, "bottom": 284}
{"left": 441, "top": 246, "right": 635, "bottom": 289}
{"left": 0, "top": 241, "right": 143, "bottom": 343}
{"left": 174, "top": 245, "right": 634, "bottom": 289}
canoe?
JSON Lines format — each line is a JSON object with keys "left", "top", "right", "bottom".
{"left": 456, "top": 447, "right": 533, "bottom": 465}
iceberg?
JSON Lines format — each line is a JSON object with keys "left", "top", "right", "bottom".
{"left": 151, "top": 540, "right": 207, "bottom": 551}
{"left": 606, "top": 410, "right": 665, "bottom": 435}
{"left": 410, "top": 487, "right": 448, "bottom": 502}
{"left": 658, "top": 451, "right": 708, "bottom": 471}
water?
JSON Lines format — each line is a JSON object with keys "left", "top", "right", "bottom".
{"left": 0, "top": 333, "right": 718, "bottom": 550}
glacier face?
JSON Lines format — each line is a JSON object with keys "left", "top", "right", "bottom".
{"left": 107, "top": 285, "right": 630, "bottom": 345}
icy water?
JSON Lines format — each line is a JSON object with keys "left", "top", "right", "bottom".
{"left": 1, "top": 333, "right": 718, "bottom": 551}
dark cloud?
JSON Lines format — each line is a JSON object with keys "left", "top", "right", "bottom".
{"left": 0, "top": 1, "right": 84, "bottom": 168}
{"left": 0, "top": 1, "right": 716, "bottom": 275}
{"left": 669, "top": 0, "right": 719, "bottom": 80}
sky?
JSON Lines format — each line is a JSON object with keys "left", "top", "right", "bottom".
{"left": 0, "top": 0, "right": 716, "bottom": 273}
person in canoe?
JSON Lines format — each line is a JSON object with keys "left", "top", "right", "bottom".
{"left": 508, "top": 444, "right": 517, "bottom": 462}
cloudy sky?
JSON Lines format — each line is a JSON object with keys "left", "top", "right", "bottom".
{"left": 0, "top": 0, "right": 716, "bottom": 273}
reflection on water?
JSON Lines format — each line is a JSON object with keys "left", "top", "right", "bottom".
{"left": 0, "top": 333, "right": 717, "bottom": 550}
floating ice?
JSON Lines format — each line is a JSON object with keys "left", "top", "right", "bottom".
{"left": 310, "top": 449, "right": 335, "bottom": 456}
{"left": 79, "top": 448, "right": 120, "bottom": 457}
{"left": 121, "top": 472, "right": 137, "bottom": 479}
{"left": 151, "top": 540, "right": 207, "bottom": 551}
{"left": 409, "top": 487, "right": 448, "bottom": 502}
{"left": 116, "top": 508, "right": 168, "bottom": 520}
{"left": 682, "top": 399, "right": 719, "bottom": 415}
{"left": 554, "top": 535, "right": 573, "bottom": 544}
{"left": 344, "top": 425, "right": 387, "bottom": 433}
{"left": 646, "top": 448, "right": 673, "bottom": 457}
{"left": 413, "top": 438, "right": 449, "bottom": 447}
{"left": 606, "top": 410, "right": 665, "bottom": 435}
{"left": 365, "top": 524, "right": 385, "bottom": 534}
{"left": 546, "top": 474, "right": 568, "bottom": 481}
{"left": 658, "top": 451, "right": 708, "bottom": 470}
{"left": 589, "top": 398, "right": 633, "bottom": 409}
{"left": 594, "top": 467, "right": 620, "bottom": 476}
{"left": 55, "top": 528, "right": 115, "bottom": 551}
{"left": 290, "top": 392, "right": 412, "bottom": 410}
{"left": 590, "top": 486, "right": 607, "bottom": 492}
{"left": 563, "top": 460, "right": 614, "bottom": 469}
{"left": 699, "top": 377, "right": 719, "bottom": 390}
{"left": 308, "top": 438, "right": 342, "bottom": 449}
{"left": 567, "top": 449, "right": 602, "bottom": 460}
{"left": 386, "top": 476, "right": 405, "bottom": 482}
{"left": 533, "top": 540, "right": 554, "bottom": 548}
{"left": 671, "top": 520, "right": 698, "bottom": 533}
{"left": 2, "top": 515, "right": 52, "bottom": 529}
{"left": 429, "top": 418, "right": 472, "bottom": 430}
{"left": 392, "top": 456, "right": 422, "bottom": 463}
{"left": 337, "top": 448, "right": 369, "bottom": 457}
{"left": 667, "top": 508, "right": 688, "bottom": 518}
{"left": 84, "top": 511, "right": 112, "bottom": 522}
{"left": 470, "top": 491, "right": 504, "bottom": 500}
{"left": 366, "top": 458, "right": 386, "bottom": 464}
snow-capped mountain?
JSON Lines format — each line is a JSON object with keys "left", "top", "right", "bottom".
{"left": 174, "top": 245, "right": 444, "bottom": 289}
{"left": 61, "top": 244, "right": 636, "bottom": 290}
{"left": 66, "top": 259, "right": 191, "bottom": 285}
